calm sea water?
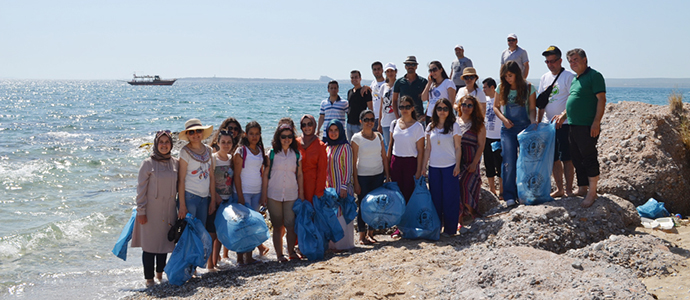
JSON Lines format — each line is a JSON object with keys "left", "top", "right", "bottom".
{"left": 1, "top": 79, "right": 689, "bottom": 299}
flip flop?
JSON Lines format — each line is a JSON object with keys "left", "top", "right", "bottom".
{"left": 277, "top": 255, "right": 288, "bottom": 263}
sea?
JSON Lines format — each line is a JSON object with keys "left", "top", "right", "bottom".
{"left": 1, "top": 79, "right": 689, "bottom": 299}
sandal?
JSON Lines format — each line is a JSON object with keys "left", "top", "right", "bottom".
{"left": 289, "top": 253, "right": 303, "bottom": 261}
{"left": 277, "top": 255, "right": 288, "bottom": 263}
{"left": 359, "top": 238, "right": 374, "bottom": 245}
{"left": 391, "top": 229, "right": 402, "bottom": 239}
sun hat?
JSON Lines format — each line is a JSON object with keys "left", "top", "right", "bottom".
{"left": 461, "top": 67, "right": 478, "bottom": 78}
{"left": 384, "top": 62, "right": 397, "bottom": 72}
{"left": 507, "top": 33, "right": 518, "bottom": 40}
{"left": 403, "top": 56, "right": 418, "bottom": 64}
{"left": 542, "top": 45, "right": 562, "bottom": 58}
{"left": 454, "top": 45, "right": 464, "bottom": 50}
{"left": 179, "top": 118, "right": 213, "bottom": 141}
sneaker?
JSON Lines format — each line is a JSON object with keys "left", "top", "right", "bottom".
{"left": 505, "top": 199, "right": 517, "bottom": 207}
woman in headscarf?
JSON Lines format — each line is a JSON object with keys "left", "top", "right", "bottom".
{"left": 323, "top": 119, "right": 355, "bottom": 250}
{"left": 131, "top": 130, "right": 178, "bottom": 287}
{"left": 297, "top": 114, "right": 328, "bottom": 203}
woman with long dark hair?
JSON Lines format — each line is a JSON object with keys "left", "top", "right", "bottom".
{"left": 456, "top": 95, "right": 486, "bottom": 220}
{"left": 388, "top": 95, "right": 425, "bottom": 202}
{"left": 492, "top": 61, "right": 537, "bottom": 207}
{"left": 422, "top": 61, "right": 456, "bottom": 123}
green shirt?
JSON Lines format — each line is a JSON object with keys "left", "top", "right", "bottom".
{"left": 566, "top": 67, "right": 606, "bottom": 126}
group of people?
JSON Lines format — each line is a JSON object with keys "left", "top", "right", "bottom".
{"left": 130, "top": 34, "right": 607, "bottom": 286}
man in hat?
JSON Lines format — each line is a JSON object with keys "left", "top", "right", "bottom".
{"left": 346, "top": 70, "right": 373, "bottom": 141}
{"left": 537, "top": 46, "right": 576, "bottom": 198}
{"left": 501, "top": 33, "right": 530, "bottom": 78}
{"left": 449, "top": 45, "right": 474, "bottom": 90}
{"left": 554, "top": 48, "right": 607, "bottom": 208}
{"left": 392, "top": 56, "right": 428, "bottom": 122}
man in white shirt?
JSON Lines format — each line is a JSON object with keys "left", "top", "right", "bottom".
{"left": 500, "top": 33, "right": 529, "bottom": 78}
{"left": 369, "top": 61, "right": 385, "bottom": 132}
{"left": 537, "top": 45, "right": 576, "bottom": 198}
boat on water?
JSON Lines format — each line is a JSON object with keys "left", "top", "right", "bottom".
{"left": 127, "top": 74, "right": 176, "bottom": 86}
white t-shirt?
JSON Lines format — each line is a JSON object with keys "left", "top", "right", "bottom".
{"left": 351, "top": 132, "right": 385, "bottom": 176}
{"left": 426, "top": 79, "right": 456, "bottom": 117}
{"left": 380, "top": 83, "right": 396, "bottom": 127}
{"left": 179, "top": 145, "right": 213, "bottom": 197}
{"left": 233, "top": 146, "right": 264, "bottom": 194}
{"left": 426, "top": 122, "right": 462, "bottom": 168}
{"left": 455, "top": 86, "right": 487, "bottom": 104}
{"left": 371, "top": 79, "right": 386, "bottom": 119}
{"left": 213, "top": 152, "right": 233, "bottom": 200}
{"left": 484, "top": 96, "right": 503, "bottom": 139}
{"left": 538, "top": 69, "right": 576, "bottom": 123}
{"left": 391, "top": 120, "right": 425, "bottom": 157}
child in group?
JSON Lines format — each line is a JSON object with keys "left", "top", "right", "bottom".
{"left": 233, "top": 121, "right": 269, "bottom": 265}
{"left": 210, "top": 129, "right": 237, "bottom": 268}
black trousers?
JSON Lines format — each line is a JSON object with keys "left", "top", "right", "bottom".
{"left": 569, "top": 125, "right": 600, "bottom": 187}
{"left": 142, "top": 251, "right": 167, "bottom": 279}
{"left": 483, "top": 137, "right": 502, "bottom": 178}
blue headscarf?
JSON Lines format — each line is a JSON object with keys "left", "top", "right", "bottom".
{"left": 322, "top": 119, "right": 348, "bottom": 145}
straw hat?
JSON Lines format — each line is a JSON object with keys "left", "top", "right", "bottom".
{"left": 178, "top": 118, "right": 213, "bottom": 141}
{"left": 462, "top": 67, "right": 478, "bottom": 78}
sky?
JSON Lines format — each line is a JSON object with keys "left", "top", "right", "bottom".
{"left": 1, "top": 0, "right": 689, "bottom": 81}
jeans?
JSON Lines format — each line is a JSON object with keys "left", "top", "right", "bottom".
{"left": 381, "top": 126, "right": 391, "bottom": 152}
{"left": 428, "top": 165, "right": 460, "bottom": 235}
{"left": 346, "top": 123, "right": 362, "bottom": 142}
{"left": 356, "top": 173, "right": 385, "bottom": 232}
{"left": 183, "top": 191, "right": 210, "bottom": 225}
{"left": 234, "top": 192, "right": 262, "bottom": 211}
{"left": 500, "top": 124, "right": 529, "bottom": 201}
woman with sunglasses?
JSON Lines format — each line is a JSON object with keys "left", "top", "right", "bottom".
{"left": 351, "top": 109, "right": 389, "bottom": 245}
{"left": 131, "top": 130, "right": 178, "bottom": 287}
{"left": 209, "top": 129, "right": 237, "bottom": 268}
{"left": 455, "top": 67, "right": 487, "bottom": 114}
{"left": 422, "top": 61, "right": 456, "bottom": 123}
{"left": 210, "top": 117, "right": 243, "bottom": 152}
{"left": 388, "top": 95, "right": 425, "bottom": 203}
{"left": 421, "top": 99, "right": 462, "bottom": 237}
{"left": 323, "top": 119, "right": 355, "bottom": 250}
{"left": 456, "top": 95, "right": 487, "bottom": 221}
{"left": 493, "top": 60, "right": 537, "bottom": 208}
{"left": 177, "top": 119, "right": 216, "bottom": 225}
{"left": 262, "top": 124, "right": 304, "bottom": 262}
{"left": 297, "top": 114, "right": 328, "bottom": 204}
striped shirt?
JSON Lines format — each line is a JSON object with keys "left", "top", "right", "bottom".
{"left": 326, "top": 143, "right": 353, "bottom": 195}
{"left": 319, "top": 97, "right": 349, "bottom": 134}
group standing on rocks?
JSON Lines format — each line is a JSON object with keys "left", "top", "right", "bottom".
{"left": 130, "top": 34, "right": 607, "bottom": 286}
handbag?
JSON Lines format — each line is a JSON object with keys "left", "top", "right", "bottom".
{"left": 536, "top": 68, "right": 564, "bottom": 109}
{"left": 167, "top": 218, "right": 187, "bottom": 243}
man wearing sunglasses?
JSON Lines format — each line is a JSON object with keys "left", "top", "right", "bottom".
{"left": 501, "top": 33, "right": 530, "bottom": 78}
{"left": 449, "top": 45, "right": 474, "bottom": 90}
{"left": 537, "top": 45, "right": 576, "bottom": 199}
{"left": 392, "top": 56, "right": 428, "bottom": 123}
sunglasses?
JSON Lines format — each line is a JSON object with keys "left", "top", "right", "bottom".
{"left": 399, "top": 104, "right": 413, "bottom": 110}
{"left": 280, "top": 134, "right": 295, "bottom": 140}
{"left": 219, "top": 129, "right": 233, "bottom": 136}
{"left": 404, "top": 63, "right": 417, "bottom": 67}
{"left": 545, "top": 59, "right": 560, "bottom": 64}
{"left": 300, "top": 121, "right": 314, "bottom": 128}
{"left": 463, "top": 75, "right": 476, "bottom": 80}
{"left": 186, "top": 129, "right": 204, "bottom": 135}
{"left": 435, "top": 106, "right": 450, "bottom": 112}
{"left": 428, "top": 67, "right": 438, "bottom": 73}
{"left": 461, "top": 103, "right": 474, "bottom": 109}
{"left": 507, "top": 38, "right": 517, "bottom": 42}
{"left": 227, "top": 126, "right": 240, "bottom": 132}
{"left": 361, "top": 117, "right": 375, "bottom": 123}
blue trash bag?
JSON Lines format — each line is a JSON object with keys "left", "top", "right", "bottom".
{"left": 361, "top": 182, "right": 406, "bottom": 229}
{"left": 292, "top": 199, "right": 325, "bottom": 260}
{"left": 517, "top": 123, "right": 556, "bottom": 205}
{"left": 491, "top": 141, "right": 502, "bottom": 152}
{"left": 323, "top": 187, "right": 356, "bottom": 225}
{"left": 215, "top": 202, "right": 270, "bottom": 254}
{"left": 636, "top": 198, "right": 670, "bottom": 219}
{"left": 164, "top": 214, "right": 212, "bottom": 286}
{"left": 313, "top": 193, "right": 344, "bottom": 244}
{"left": 398, "top": 178, "right": 441, "bottom": 240}
{"left": 112, "top": 207, "right": 136, "bottom": 261}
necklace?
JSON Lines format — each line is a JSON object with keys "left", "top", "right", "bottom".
{"left": 361, "top": 131, "right": 375, "bottom": 140}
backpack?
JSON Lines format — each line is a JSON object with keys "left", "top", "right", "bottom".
{"left": 268, "top": 148, "right": 300, "bottom": 179}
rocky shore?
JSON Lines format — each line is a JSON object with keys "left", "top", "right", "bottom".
{"left": 136, "top": 102, "right": 690, "bottom": 300}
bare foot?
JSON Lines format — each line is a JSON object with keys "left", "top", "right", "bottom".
{"left": 155, "top": 272, "right": 163, "bottom": 282}
{"left": 550, "top": 190, "right": 565, "bottom": 198}
{"left": 574, "top": 187, "right": 588, "bottom": 197}
{"left": 367, "top": 231, "right": 378, "bottom": 242}
{"left": 258, "top": 244, "right": 269, "bottom": 256}
{"left": 581, "top": 193, "right": 597, "bottom": 208}
{"left": 146, "top": 279, "right": 156, "bottom": 287}
{"left": 245, "top": 256, "right": 256, "bottom": 265}
{"left": 564, "top": 190, "right": 575, "bottom": 197}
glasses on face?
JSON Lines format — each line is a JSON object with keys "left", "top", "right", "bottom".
{"left": 280, "top": 134, "right": 294, "bottom": 140}
{"left": 507, "top": 38, "right": 517, "bottom": 42}
{"left": 461, "top": 103, "right": 474, "bottom": 109}
{"left": 463, "top": 75, "right": 476, "bottom": 81}
{"left": 404, "top": 63, "right": 417, "bottom": 67}
{"left": 220, "top": 129, "right": 232, "bottom": 136}
{"left": 227, "top": 126, "right": 240, "bottom": 132}
{"left": 156, "top": 130, "right": 171, "bottom": 137}
{"left": 300, "top": 121, "right": 314, "bottom": 128}
{"left": 545, "top": 59, "right": 559, "bottom": 64}
{"left": 399, "top": 104, "right": 413, "bottom": 111}
{"left": 361, "top": 117, "right": 375, "bottom": 123}
{"left": 428, "top": 67, "right": 438, "bottom": 73}
{"left": 435, "top": 106, "right": 449, "bottom": 112}
{"left": 186, "top": 129, "right": 204, "bottom": 135}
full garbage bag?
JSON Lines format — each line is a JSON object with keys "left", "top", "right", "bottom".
{"left": 321, "top": 187, "right": 357, "bottom": 224}
{"left": 517, "top": 123, "right": 556, "bottom": 205}
{"left": 112, "top": 207, "right": 136, "bottom": 261}
{"left": 636, "top": 198, "right": 670, "bottom": 219}
{"left": 361, "top": 182, "right": 406, "bottom": 229}
{"left": 398, "top": 178, "right": 440, "bottom": 240}
{"left": 313, "top": 193, "right": 344, "bottom": 244}
{"left": 164, "top": 214, "right": 212, "bottom": 286}
{"left": 293, "top": 199, "right": 325, "bottom": 260}
{"left": 215, "top": 202, "right": 270, "bottom": 253}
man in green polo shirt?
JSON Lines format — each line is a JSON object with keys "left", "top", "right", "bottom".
{"left": 554, "top": 48, "right": 606, "bottom": 208}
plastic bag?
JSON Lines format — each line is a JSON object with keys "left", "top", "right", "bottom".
{"left": 517, "top": 123, "right": 556, "bottom": 205}
{"left": 164, "top": 214, "right": 212, "bottom": 286}
{"left": 215, "top": 202, "right": 270, "bottom": 253}
{"left": 112, "top": 207, "right": 136, "bottom": 261}
{"left": 293, "top": 199, "right": 325, "bottom": 260}
{"left": 636, "top": 198, "right": 670, "bottom": 219}
{"left": 361, "top": 182, "right": 406, "bottom": 229}
{"left": 313, "top": 193, "right": 344, "bottom": 244}
{"left": 398, "top": 178, "right": 441, "bottom": 240}
{"left": 322, "top": 187, "right": 356, "bottom": 225}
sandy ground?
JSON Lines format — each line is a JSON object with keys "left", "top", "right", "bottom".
{"left": 638, "top": 224, "right": 690, "bottom": 300}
